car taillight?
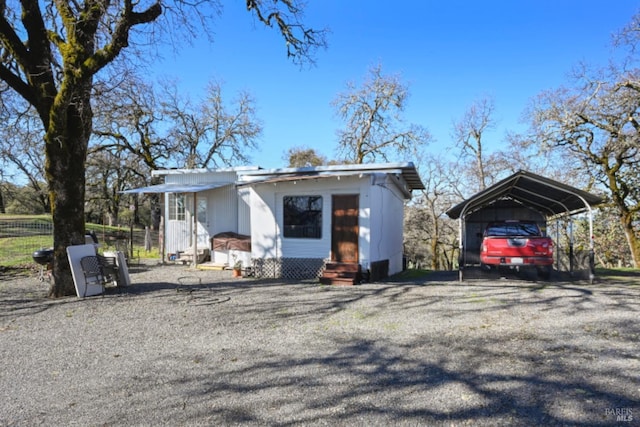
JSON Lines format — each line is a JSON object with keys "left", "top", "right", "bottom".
{"left": 543, "top": 242, "right": 553, "bottom": 255}
{"left": 531, "top": 239, "right": 553, "bottom": 255}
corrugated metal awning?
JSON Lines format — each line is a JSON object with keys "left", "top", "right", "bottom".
{"left": 122, "top": 182, "right": 233, "bottom": 194}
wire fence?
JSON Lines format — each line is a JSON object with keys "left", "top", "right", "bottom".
{"left": 0, "top": 219, "right": 54, "bottom": 266}
{"left": 0, "top": 218, "right": 161, "bottom": 268}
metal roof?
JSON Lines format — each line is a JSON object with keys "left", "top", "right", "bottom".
{"left": 240, "top": 171, "right": 415, "bottom": 198}
{"left": 122, "top": 163, "right": 425, "bottom": 194}
{"left": 240, "top": 162, "right": 425, "bottom": 191}
{"left": 151, "top": 166, "right": 262, "bottom": 177}
{"left": 121, "top": 182, "right": 232, "bottom": 194}
{"left": 446, "top": 170, "right": 604, "bottom": 219}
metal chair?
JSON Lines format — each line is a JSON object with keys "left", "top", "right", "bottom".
{"left": 97, "top": 254, "right": 119, "bottom": 286}
{"left": 80, "top": 255, "right": 106, "bottom": 297}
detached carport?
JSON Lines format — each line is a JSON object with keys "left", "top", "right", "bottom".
{"left": 446, "top": 170, "right": 603, "bottom": 282}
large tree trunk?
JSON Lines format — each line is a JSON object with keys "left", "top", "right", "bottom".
{"left": 607, "top": 169, "right": 640, "bottom": 269}
{"left": 45, "top": 85, "right": 93, "bottom": 298}
{"left": 620, "top": 212, "right": 640, "bottom": 268}
{"left": 430, "top": 236, "right": 439, "bottom": 270}
{"left": 430, "top": 215, "right": 440, "bottom": 270}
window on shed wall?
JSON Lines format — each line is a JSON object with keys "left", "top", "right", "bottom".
{"left": 283, "top": 195, "right": 322, "bottom": 238}
{"left": 168, "top": 193, "right": 186, "bottom": 221}
{"left": 197, "top": 198, "right": 207, "bottom": 224}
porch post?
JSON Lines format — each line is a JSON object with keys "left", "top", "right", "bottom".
{"left": 159, "top": 216, "right": 165, "bottom": 264}
{"left": 193, "top": 192, "right": 198, "bottom": 268}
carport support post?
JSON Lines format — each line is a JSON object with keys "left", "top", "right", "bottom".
{"left": 588, "top": 210, "right": 596, "bottom": 284}
{"left": 555, "top": 219, "right": 560, "bottom": 272}
{"left": 569, "top": 220, "right": 574, "bottom": 277}
{"left": 458, "top": 217, "right": 464, "bottom": 281}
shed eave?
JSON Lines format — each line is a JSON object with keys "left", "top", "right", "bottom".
{"left": 121, "top": 182, "right": 233, "bottom": 194}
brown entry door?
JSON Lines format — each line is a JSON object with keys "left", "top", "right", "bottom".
{"left": 331, "top": 195, "right": 359, "bottom": 263}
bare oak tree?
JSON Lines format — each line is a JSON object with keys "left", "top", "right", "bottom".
{"left": 162, "top": 80, "right": 263, "bottom": 168}
{"left": 527, "top": 66, "right": 640, "bottom": 267}
{"left": 0, "top": 0, "right": 326, "bottom": 296}
{"left": 452, "top": 96, "right": 497, "bottom": 191}
{"left": 90, "top": 71, "right": 172, "bottom": 227}
{"left": 332, "top": 64, "right": 431, "bottom": 164}
{"left": 84, "top": 149, "right": 139, "bottom": 225}
{"left": 404, "top": 154, "right": 459, "bottom": 270}
{"left": 92, "top": 70, "right": 173, "bottom": 173}
{"left": 0, "top": 98, "right": 49, "bottom": 213}
{"left": 283, "top": 146, "right": 327, "bottom": 167}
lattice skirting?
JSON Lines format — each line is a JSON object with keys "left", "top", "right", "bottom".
{"left": 252, "top": 257, "right": 326, "bottom": 280}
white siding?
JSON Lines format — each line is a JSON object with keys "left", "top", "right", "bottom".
{"left": 237, "top": 187, "right": 251, "bottom": 236}
{"left": 164, "top": 170, "right": 238, "bottom": 185}
{"left": 357, "top": 179, "right": 371, "bottom": 270}
{"left": 275, "top": 191, "right": 331, "bottom": 259}
{"left": 209, "top": 184, "right": 238, "bottom": 235}
{"left": 166, "top": 219, "right": 189, "bottom": 254}
{"left": 250, "top": 176, "right": 370, "bottom": 261}
{"left": 249, "top": 186, "right": 279, "bottom": 258}
{"left": 163, "top": 171, "right": 239, "bottom": 255}
{"left": 158, "top": 168, "right": 411, "bottom": 275}
{"left": 368, "top": 174, "right": 406, "bottom": 275}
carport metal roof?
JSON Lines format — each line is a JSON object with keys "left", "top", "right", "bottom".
{"left": 446, "top": 170, "right": 603, "bottom": 220}
{"left": 446, "top": 170, "right": 604, "bottom": 282}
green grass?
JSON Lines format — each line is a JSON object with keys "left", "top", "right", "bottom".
{"left": 594, "top": 267, "right": 640, "bottom": 286}
{"left": 595, "top": 267, "right": 640, "bottom": 277}
{"left": 0, "top": 214, "right": 160, "bottom": 268}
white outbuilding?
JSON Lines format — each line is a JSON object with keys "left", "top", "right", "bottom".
{"left": 124, "top": 162, "right": 425, "bottom": 284}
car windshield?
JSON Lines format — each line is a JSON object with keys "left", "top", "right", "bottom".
{"left": 485, "top": 222, "right": 541, "bottom": 237}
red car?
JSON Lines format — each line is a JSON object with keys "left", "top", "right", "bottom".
{"left": 480, "top": 220, "right": 554, "bottom": 278}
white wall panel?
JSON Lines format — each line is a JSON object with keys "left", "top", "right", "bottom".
{"left": 250, "top": 176, "right": 371, "bottom": 261}
{"left": 237, "top": 187, "right": 251, "bottom": 236}
{"left": 162, "top": 171, "right": 240, "bottom": 255}
{"left": 249, "top": 186, "right": 278, "bottom": 259}
{"left": 368, "top": 174, "right": 406, "bottom": 275}
{"left": 158, "top": 168, "right": 411, "bottom": 274}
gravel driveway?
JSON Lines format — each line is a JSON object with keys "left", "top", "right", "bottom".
{"left": 1, "top": 264, "right": 638, "bottom": 426}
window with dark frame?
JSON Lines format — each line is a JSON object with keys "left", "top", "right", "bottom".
{"left": 283, "top": 196, "right": 322, "bottom": 238}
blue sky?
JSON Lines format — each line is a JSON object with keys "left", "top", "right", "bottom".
{"left": 153, "top": 1, "right": 638, "bottom": 169}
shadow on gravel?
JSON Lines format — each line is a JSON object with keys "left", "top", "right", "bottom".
{"left": 104, "top": 265, "right": 640, "bottom": 326}
{"left": 2, "top": 264, "right": 639, "bottom": 425}
{"left": 141, "top": 334, "right": 639, "bottom": 426}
